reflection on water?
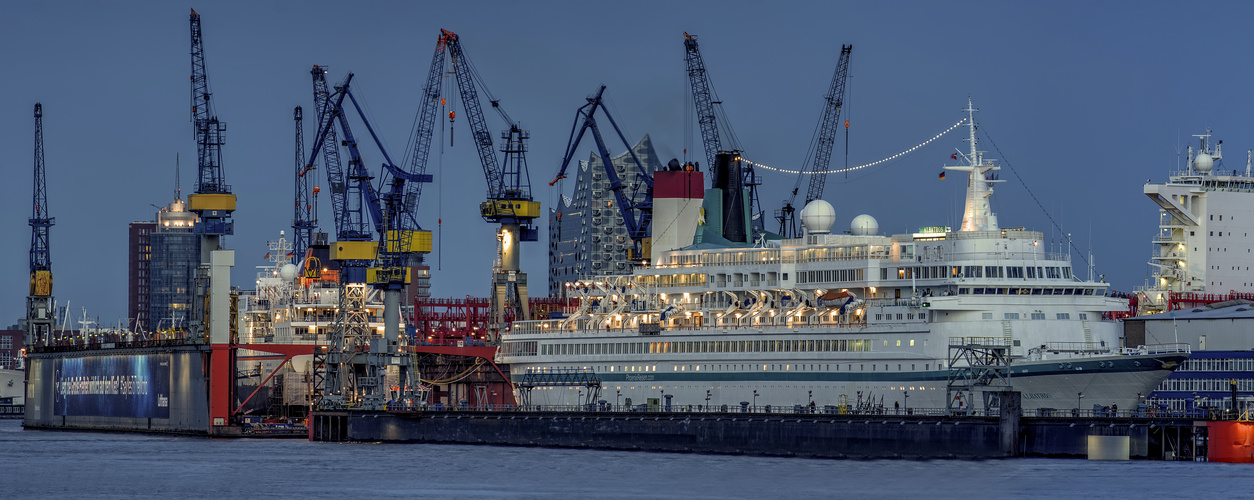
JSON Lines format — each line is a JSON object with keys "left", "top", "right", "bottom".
{"left": 0, "top": 420, "right": 1245, "bottom": 499}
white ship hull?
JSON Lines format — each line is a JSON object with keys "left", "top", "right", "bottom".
{"left": 500, "top": 326, "right": 1184, "bottom": 412}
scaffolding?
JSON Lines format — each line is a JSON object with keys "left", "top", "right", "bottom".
{"left": 946, "top": 336, "right": 1012, "bottom": 414}
{"left": 516, "top": 368, "right": 602, "bottom": 408}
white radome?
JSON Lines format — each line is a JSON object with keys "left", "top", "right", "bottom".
{"left": 800, "top": 199, "right": 836, "bottom": 234}
{"left": 1195, "top": 153, "right": 1214, "bottom": 174}
{"left": 850, "top": 214, "right": 879, "bottom": 236}
{"left": 280, "top": 263, "right": 298, "bottom": 281}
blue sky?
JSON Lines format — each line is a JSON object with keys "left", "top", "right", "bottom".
{"left": 2, "top": 1, "right": 1250, "bottom": 327}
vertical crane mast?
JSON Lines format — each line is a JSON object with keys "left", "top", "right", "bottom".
{"left": 310, "top": 66, "right": 352, "bottom": 244}
{"left": 27, "top": 103, "right": 55, "bottom": 348}
{"left": 292, "top": 106, "right": 316, "bottom": 259}
{"left": 683, "top": 32, "right": 722, "bottom": 171}
{"left": 778, "top": 45, "right": 853, "bottom": 238}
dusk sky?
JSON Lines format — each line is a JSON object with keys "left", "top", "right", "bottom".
{"left": 2, "top": 1, "right": 1250, "bottom": 328}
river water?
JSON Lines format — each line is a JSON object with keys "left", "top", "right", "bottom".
{"left": 1, "top": 419, "right": 1251, "bottom": 499}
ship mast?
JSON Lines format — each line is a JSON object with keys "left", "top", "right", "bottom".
{"left": 944, "top": 99, "right": 1003, "bottom": 232}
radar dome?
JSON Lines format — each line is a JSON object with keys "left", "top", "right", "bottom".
{"left": 800, "top": 199, "right": 836, "bottom": 234}
{"left": 1195, "top": 153, "right": 1214, "bottom": 174}
{"left": 850, "top": 214, "right": 879, "bottom": 236}
{"left": 280, "top": 263, "right": 298, "bottom": 282}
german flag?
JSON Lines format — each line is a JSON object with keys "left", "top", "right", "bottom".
{"left": 939, "top": 171, "right": 946, "bottom": 180}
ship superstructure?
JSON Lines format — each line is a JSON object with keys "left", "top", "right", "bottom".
{"left": 501, "top": 101, "right": 1187, "bottom": 412}
{"left": 235, "top": 233, "right": 385, "bottom": 412}
{"left": 1137, "top": 130, "right": 1254, "bottom": 314}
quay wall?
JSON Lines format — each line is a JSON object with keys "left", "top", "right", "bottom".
{"left": 315, "top": 410, "right": 1012, "bottom": 459}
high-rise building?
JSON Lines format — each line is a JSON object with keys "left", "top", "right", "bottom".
{"left": 128, "top": 222, "right": 155, "bottom": 332}
{"left": 147, "top": 197, "right": 200, "bottom": 333}
{"left": 548, "top": 135, "right": 663, "bottom": 296}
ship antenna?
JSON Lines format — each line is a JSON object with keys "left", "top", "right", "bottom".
{"left": 955, "top": 97, "right": 1001, "bottom": 232}
{"left": 1246, "top": 149, "right": 1251, "bottom": 177}
{"left": 175, "top": 153, "right": 181, "bottom": 201}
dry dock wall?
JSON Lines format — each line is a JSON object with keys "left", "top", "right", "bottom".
{"left": 24, "top": 346, "right": 210, "bottom": 435}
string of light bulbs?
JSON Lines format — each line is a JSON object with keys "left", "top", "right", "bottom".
{"left": 741, "top": 117, "right": 968, "bottom": 175}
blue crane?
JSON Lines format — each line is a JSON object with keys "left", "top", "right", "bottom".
{"left": 683, "top": 32, "right": 762, "bottom": 238}
{"left": 304, "top": 71, "right": 432, "bottom": 410}
{"left": 309, "top": 66, "right": 354, "bottom": 243}
{"left": 777, "top": 44, "right": 853, "bottom": 237}
{"left": 304, "top": 72, "right": 378, "bottom": 283}
{"left": 436, "top": 29, "right": 537, "bottom": 331}
{"left": 683, "top": 32, "right": 726, "bottom": 171}
{"left": 552, "top": 85, "right": 654, "bottom": 262}
{"left": 440, "top": 30, "right": 537, "bottom": 234}
{"left": 186, "top": 9, "right": 235, "bottom": 237}
{"left": 399, "top": 30, "right": 535, "bottom": 333}
{"left": 303, "top": 71, "right": 433, "bottom": 282}
{"left": 27, "top": 103, "right": 55, "bottom": 347}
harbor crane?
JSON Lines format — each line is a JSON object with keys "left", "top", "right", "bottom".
{"left": 683, "top": 32, "right": 762, "bottom": 238}
{"left": 552, "top": 85, "right": 654, "bottom": 263}
{"left": 777, "top": 44, "right": 852, "bottom": 238}
{"left": 186, "top": 9, "right": 242, "bottom": 432}
{"left": 187, "top": 9, "right": 235, "bottom": 240}
{"left": 27, "top": 103, "right": 55, "bottom": 348}
{"left": 304, "top": 70, "right": 431, "bottom": 410}
{"left": 186, "top": 9, "right": 236, "bottom": 346}
{"left": 409, "top": 29, "right": 538, "bottom": 340}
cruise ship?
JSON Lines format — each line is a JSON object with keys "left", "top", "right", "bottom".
{"left": 499, "top": 102, "right": 1188, "bottom": 413}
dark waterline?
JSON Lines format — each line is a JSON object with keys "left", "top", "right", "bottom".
{"left": 1, "top": 420, "right": 1249, "bottom": 499}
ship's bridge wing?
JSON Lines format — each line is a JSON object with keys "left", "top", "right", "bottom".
{"left": 1144, "top": 184, "right": 1200, "bottom": 226}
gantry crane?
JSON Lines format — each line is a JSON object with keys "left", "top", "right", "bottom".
{"left": 778, "top": 44, "right": 853, "bottom": 238}
{"left": 683, "top": 32, "right": 762, "bottom": 238}
{"left": 186, "top": 9, "right": 236, "bottom": 347}
{"left": 27, "top": 103, "right": 55, "bottom": 348}
{"left": 292, "top": 106, "right": 317, "bottom": 259}
{"left": 552, "top": 85, "right": 654, "bottom": 263}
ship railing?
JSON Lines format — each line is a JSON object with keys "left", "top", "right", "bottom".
{"left": 1035, "top": 403, "right": 1237, "bottom": 419}
{"left": 1121, "top": 343, "right": 1191, "bottom": 355}
{"left": 30, "top": 337, "right": 202, "bottom": 353}
{"left": 862, "top": 297, "right": 923, "bottom": 308}
{"left": 927, "top": 251, "right": 1070, "bottom": 263}
{"left": 408, "top": 403, "right": 1008, "bottom": 417}
{"left": 1032, "top": 341, "right": 1112, "bottom": 354}
{"left": 948, "top": 336, "right": 1012, "bottom": 348}
{"left": 505, "top": 318, "right": 869, "bottom": 336}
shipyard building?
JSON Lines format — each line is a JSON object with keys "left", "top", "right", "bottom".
{"left": 548, "top": 135, "right": 662, "bottom": 296}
